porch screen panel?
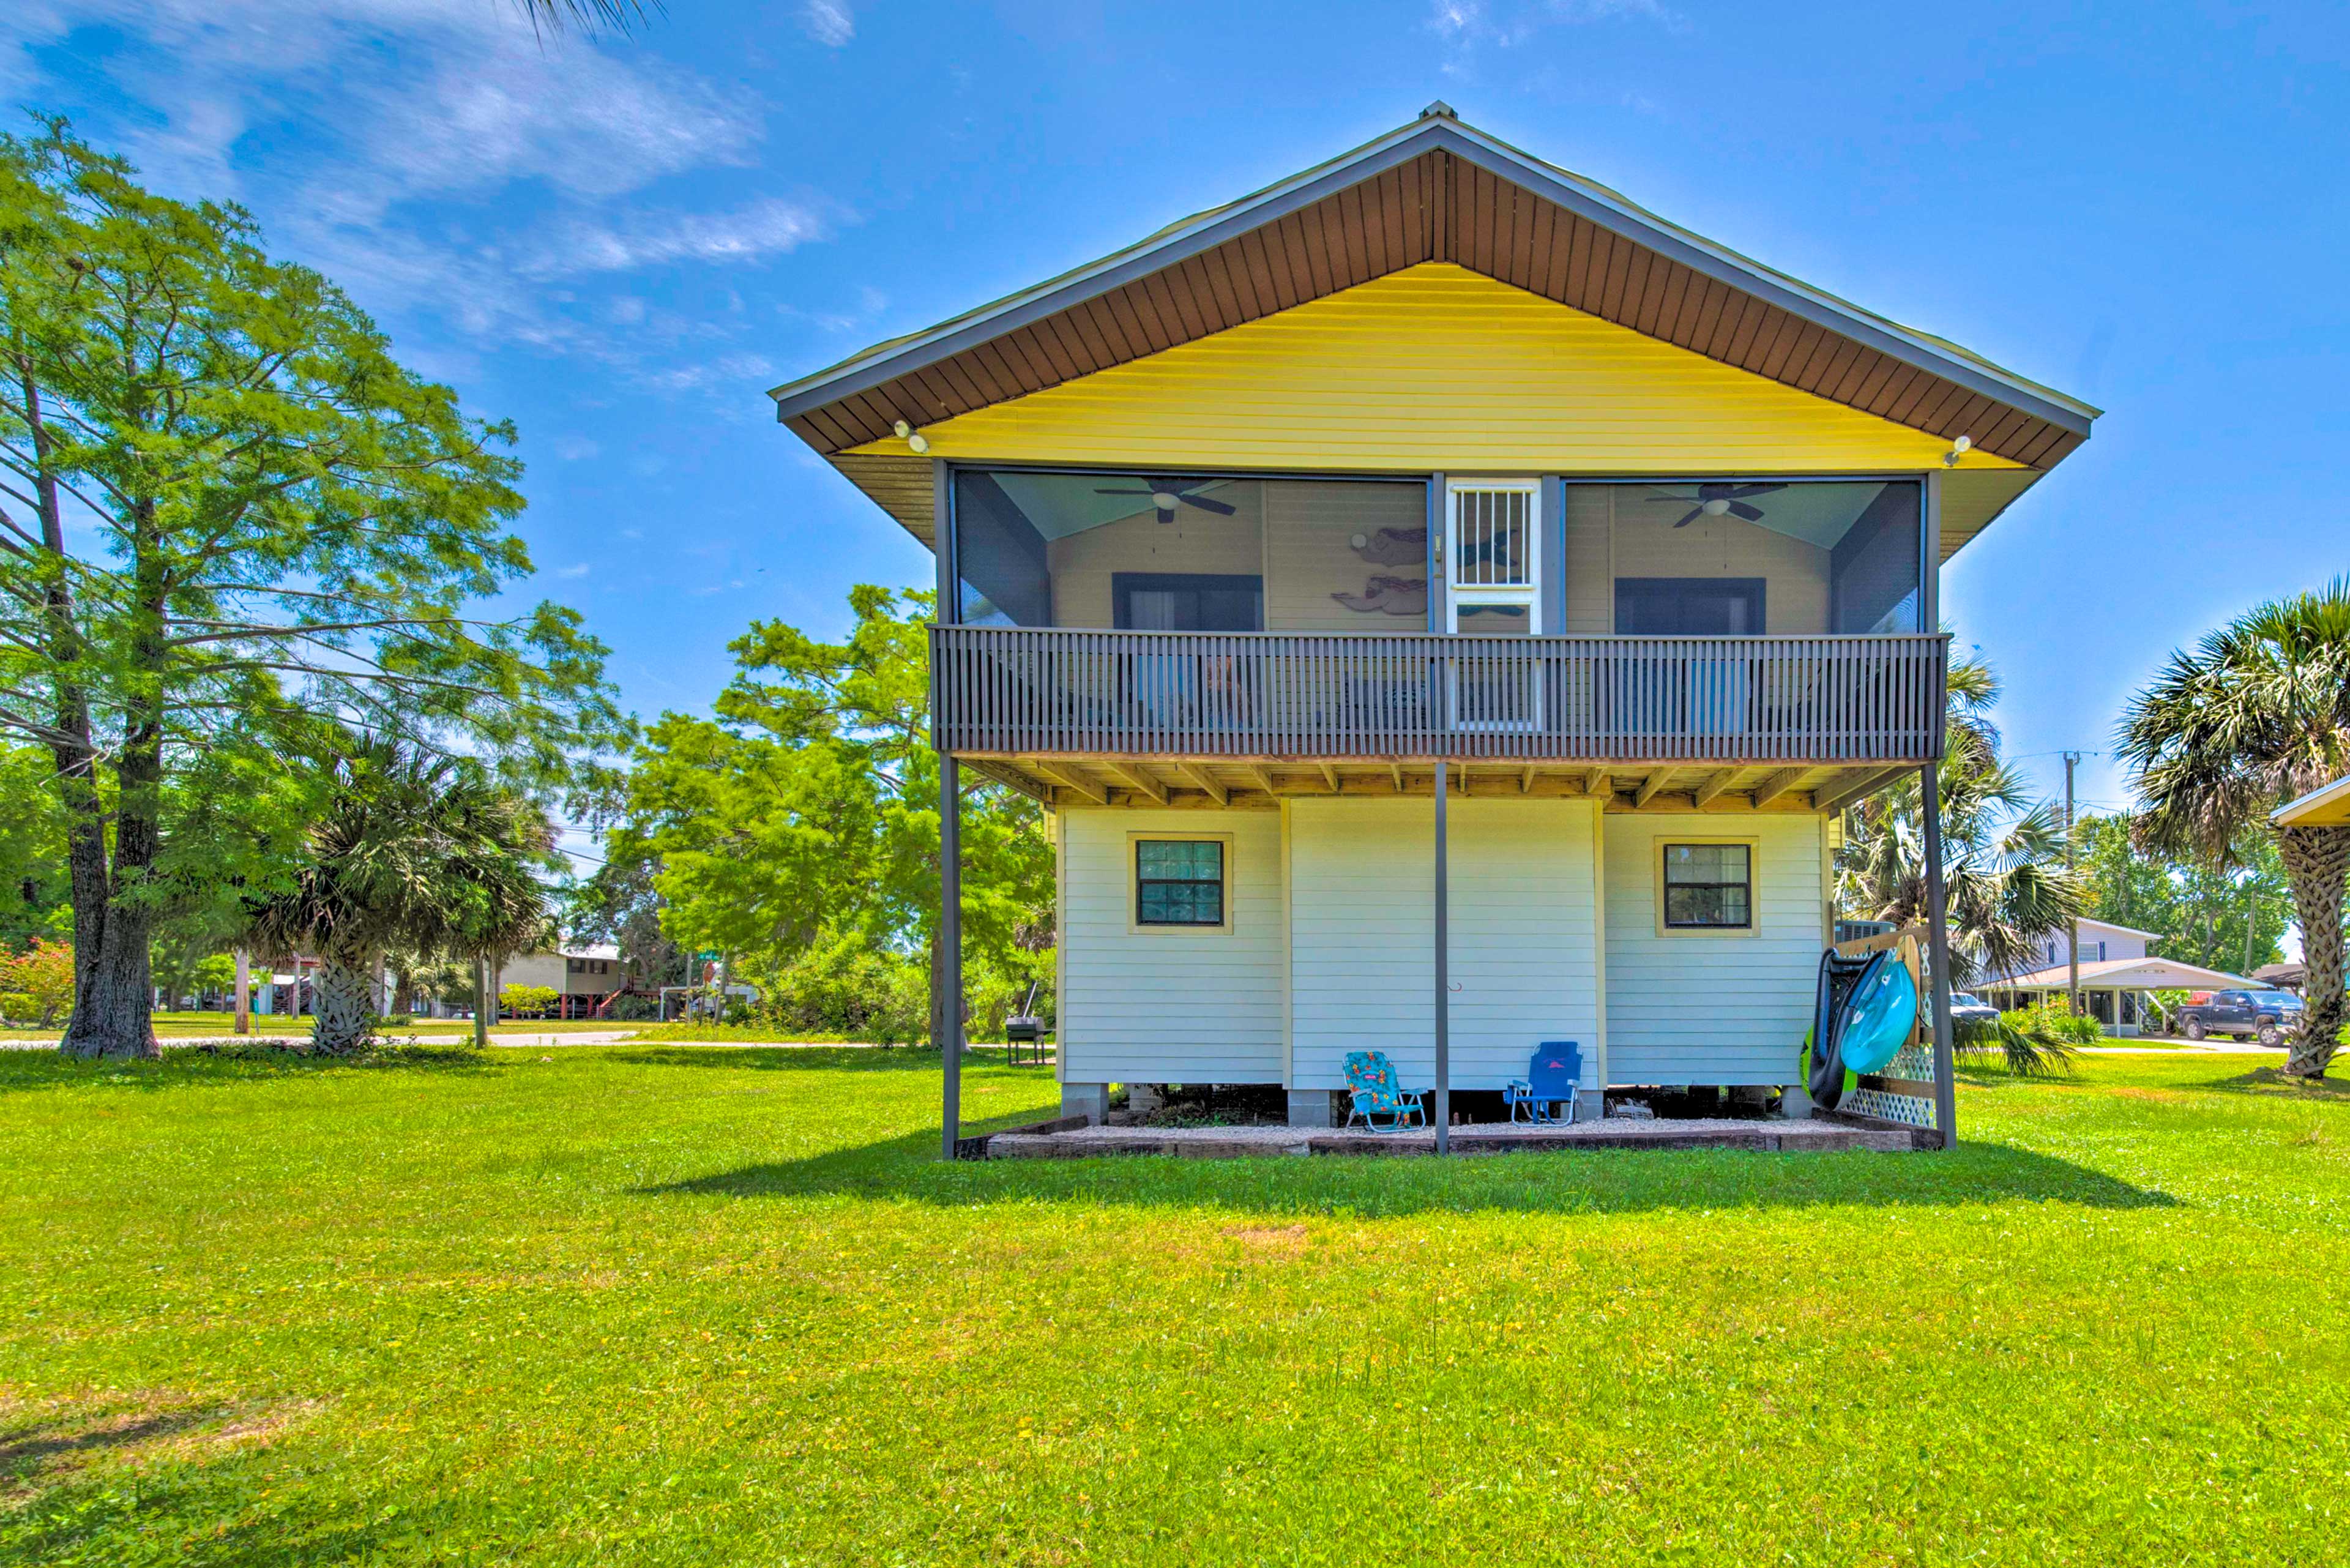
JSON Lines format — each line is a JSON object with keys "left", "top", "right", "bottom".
{"left": 1828, "top": 482, "right": 1923, "bottom": 633}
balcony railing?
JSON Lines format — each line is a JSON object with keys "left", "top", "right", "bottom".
{"left": 932, "top": 627, "right": 1949, "bottom": 763}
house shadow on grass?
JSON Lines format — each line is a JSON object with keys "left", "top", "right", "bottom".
{"left": 640, "top": 1122, "right": 2181, "bottom": 1220}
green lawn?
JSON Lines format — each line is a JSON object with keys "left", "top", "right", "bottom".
{"left": 2, "top": 1045, "right": 2346, "bottom": 1565}
{"left": 0, "top": 1014, "right": 640, "bottom": 1042}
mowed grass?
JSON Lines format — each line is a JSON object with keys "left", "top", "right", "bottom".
{"left": 2, "top": 1047, "right": 2346, "bottom": 1566}
{"left": 0, "top": 1015, "right": 637, "bottom": 1043}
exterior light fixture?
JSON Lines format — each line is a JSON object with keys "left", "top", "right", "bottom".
{"left": 892, "top": 419, "right": 930, "bottom": 454}
{"left": 1942, "top": 434, "right": 1973, "bottom": 466}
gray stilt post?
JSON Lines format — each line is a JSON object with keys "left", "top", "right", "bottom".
{"left": 1434, "top": 758, "right": 1450, "bottom": 1154}
{"left": 1920, "top": 762, "right": 1957, "bottom": 1149}
{"left": 940, "top": 755, "right": 963, "bottom": 1161}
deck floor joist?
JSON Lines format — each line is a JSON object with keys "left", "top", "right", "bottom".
{"left": 957, "top": 756, "right": 1919, "bottom": 812}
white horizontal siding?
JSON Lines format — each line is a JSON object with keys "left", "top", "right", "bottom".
{"left": 1603, "top": 815, "right": 1822, "bottom": 1086}
{"left": 1058, "top": 808, "right": 1283, "bottom": 1085}
{"left": 1291, "top": 797, "right": 1600, "bottom": 1093}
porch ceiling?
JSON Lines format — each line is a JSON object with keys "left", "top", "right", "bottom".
{"left": 959, "top": 755, "right": 1904, "bottom": 813}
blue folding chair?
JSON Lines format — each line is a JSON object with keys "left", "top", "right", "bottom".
{"left": 1342, "top": 1050, "right": 1431, "bottom": 1132}
{"left": 1504, "top": 1042, "right": 1583, "bottom": 1125}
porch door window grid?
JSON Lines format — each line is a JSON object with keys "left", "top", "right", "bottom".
{"left": 1444, "top": 479, "right": 1542, "bottom": 729}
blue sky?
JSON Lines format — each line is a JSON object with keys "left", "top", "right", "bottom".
{"left": 7, "top": 0, "right": 2348, "bottom": 835}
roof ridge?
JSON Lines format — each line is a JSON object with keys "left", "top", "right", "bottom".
{"left": 770, "top": 106, "right": 2098, "bottom": 438}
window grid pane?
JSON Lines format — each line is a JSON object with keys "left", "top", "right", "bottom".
{"left": 1662, "top": 843, "right": 1751, "bottom": 928}
{"left": 1137, "top": 840, "right": 1226, "bottom": 926}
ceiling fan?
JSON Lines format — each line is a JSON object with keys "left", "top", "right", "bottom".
{"left": 1649, "top": 482, "right": 1787, "bottom": 528}
{"left": 1094, "top": 477, "right": 1238, "bottom": 525}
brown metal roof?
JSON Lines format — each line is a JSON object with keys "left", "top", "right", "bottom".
{"left": 775, "top": 110, "right": 2095, "bottom": 476}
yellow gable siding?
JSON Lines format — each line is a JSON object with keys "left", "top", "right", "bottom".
{"left": 853, "top": 263, "right": 2024, "bottom": 474}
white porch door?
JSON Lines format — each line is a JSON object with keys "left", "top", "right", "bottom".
{"left": 1444, "top": 479, "right": 1542, "bottom": 730}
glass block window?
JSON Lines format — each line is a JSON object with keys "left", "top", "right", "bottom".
{"left": 1136, "top": 839, "right": 1225, "bottom": 927}
{"left": 1662, "top": 843, "right": 1751, "bottom": 929}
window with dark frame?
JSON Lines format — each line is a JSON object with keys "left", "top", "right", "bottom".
{"left": 1662, "top": 843, "right": 1751, "bottom": 929}
{"left": 1135, "top": 839, "right": 1225, "bottom": 927}
{"left": 1111, "top": 573, "right": 1264, "bottom": 632}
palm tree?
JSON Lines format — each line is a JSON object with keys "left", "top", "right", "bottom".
{"left": 239, "top": 741, "right": 556, "bottom": 1054}
{"left": 2119, "top": 580, "right": 2350, "bottom": 1078}
{"left": 1838, "top": 650, "right": 2085, "bottom": 1073}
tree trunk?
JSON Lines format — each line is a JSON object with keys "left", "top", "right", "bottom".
{"left": 311, "top": 941, "right": 379, "bottom": 1055}
{"left": 21, "top": 356, "right": 143, "bottom": 1059}
{"left": 2277, "top": 826, "right": 2350, "bottom": 1078}
{"left": 58, "top": 898, "right": 157, "bottom": 1059}
{"left": 391, "top": 966, "right": 415, "bottom": 1016}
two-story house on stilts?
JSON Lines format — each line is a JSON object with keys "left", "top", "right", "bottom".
{"left": 768, "top": 105, "right": 2097, "bottom": 1149}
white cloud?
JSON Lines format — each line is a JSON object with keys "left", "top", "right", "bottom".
{"left": 1427, "top": 0, "right": 1679, "bottom": 74}
{"left": 552, "top": 434, "right": 600, "bottom": 460}
{"left": 0, "top": 0, "right": 817, "bottom": 372}
{"left": 530, "top": 196, "right": 830, "bottom": 278}
{"left": 646, "top": 351, "right": 779, "bottom": 395}
{"left": 554, "top": 562, "right": 592, "bottom": 578}
{"left": 802, "top": 1, "right": 855, "bottom": 47}
{"left": 11, "top": 1, "right": 764, "bottom": 213}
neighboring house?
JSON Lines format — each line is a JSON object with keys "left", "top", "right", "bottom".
{"left": 1983, "top": 954, "right": 2256, "bottom": 1037}
{"left": 497, "top": 943, "right": 626, "bottom": 1015}
{"left": 768, "top": 105, "right": 2098, "bottom": 1132}
{"left": 2252, "top": 962, "right": 2304, "bottom": 993}
{"left": 2004, "top": 916, "right": 2160, "bottom": 973}
{"left": 245, "top": 957, "right": 394, "bottom": 1018}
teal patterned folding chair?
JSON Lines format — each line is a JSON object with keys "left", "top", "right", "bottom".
{"left": 1342, "top": 1050, "right": 1430, "bottom": 1132}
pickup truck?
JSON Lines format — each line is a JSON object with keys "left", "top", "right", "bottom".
{"left": 2172, "top": 988, "right": 2302, "bottom": 1046}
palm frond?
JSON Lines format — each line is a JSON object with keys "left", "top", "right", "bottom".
{"left": 509, "top": 0, "right": 660, "bottom": 36}
{"left": 1953, "top": 1015, "right": 2078, "bottom": 1077}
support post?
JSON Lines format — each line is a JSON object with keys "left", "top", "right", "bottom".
{"left": 233, "top": 949, "right": 250, "bottom": 1036}
{"left": 1920, "top": 762, "right": 1957, "bottom": 1148}
{"left": 2062, "top": 750, "right": 2081, "bottom": 1012}
{"left": 940, "top": 754, "right": 963, "bottom": 1161}
{"left": 474, "top": 957, "right": 490, "bottom": 1050}
{"left": 1434, "top": 758, "right": 1450, "bottom": 1154}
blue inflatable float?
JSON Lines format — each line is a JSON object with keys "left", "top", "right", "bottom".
{"left": 1837, "top": 954, "right": 1919, "bottom": 1075}
{"left": 1808, "top": 947, "right": 1921, "bottom": 1108}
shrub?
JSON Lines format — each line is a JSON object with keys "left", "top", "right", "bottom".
{"left": 499, "top": 984, "right": 559, "bottom": 1018}
{"left": 0, "top": 940, "right": 73, "bottom": 1026}
{"left": 2000, "top": 1001, "right": 2103, "bottom": 1046}
{"left": 741, "top": 939, "right": 930, "bottom": 1043}
{"left": 0, "top": 992, "right": 36, "bottom": 1026}
{"left": 606, "top": 993, "right": 662, "bottom": 1022}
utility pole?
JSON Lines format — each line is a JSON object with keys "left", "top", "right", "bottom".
{"left": 2062, "top": 752, "right": 2082, "bottom": 1012}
